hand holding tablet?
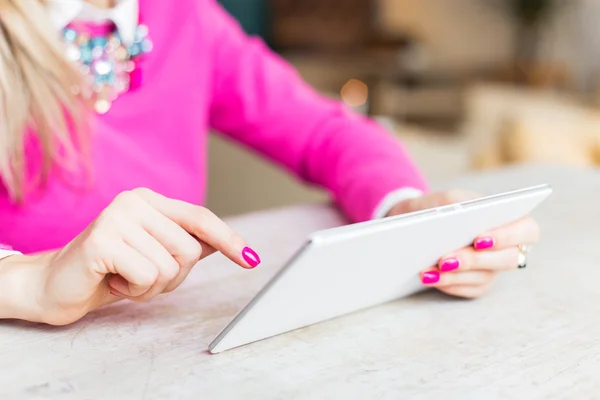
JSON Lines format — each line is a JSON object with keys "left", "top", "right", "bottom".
{"left": 386, "top": 190, "right": 541, "bottom": 299}
{"left": 209, "top": 185, "right": 552, "bottom": 353}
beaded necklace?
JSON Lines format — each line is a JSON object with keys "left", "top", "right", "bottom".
{"left": 62, "top": 22, "right": 152, "bottom": 114}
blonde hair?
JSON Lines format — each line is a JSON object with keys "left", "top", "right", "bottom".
{"left": 0, "top": 0, "right": 87, "bottom": 202}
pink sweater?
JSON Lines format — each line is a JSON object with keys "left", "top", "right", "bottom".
{"left": 0, "top": 0, "right": 427, "bottom": 254}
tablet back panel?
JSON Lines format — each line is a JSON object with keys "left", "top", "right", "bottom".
{"left": 209, "top": 185, "right": 551, "bottom": 353}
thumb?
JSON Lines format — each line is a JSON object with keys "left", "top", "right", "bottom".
{"left": 46, "top": 238, "right": 111, "bottom": 307}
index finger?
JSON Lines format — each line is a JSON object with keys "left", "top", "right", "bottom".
{"left": 132, "top": 188, "right": 261, "bottom": 269}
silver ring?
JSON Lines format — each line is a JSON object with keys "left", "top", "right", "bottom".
{"left": 517, "top": 245, "right": 531, "bottom": 269}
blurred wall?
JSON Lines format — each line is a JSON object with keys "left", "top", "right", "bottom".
{"left": 540, "top": 0, "right": 600, "bottom": 92}
{"left": 377, "top": 0, "right": 514, "bottom": 75}
{"left": 378, "top": 0, "right": 600, "bottom": 89}
{"left": 206, "top": 135, "right": 327, "bottom": 217}
{"left": 206, "top": 0, "right": 600, "bottom": 217}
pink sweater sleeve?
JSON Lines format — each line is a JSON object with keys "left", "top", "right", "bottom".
{"left": 204, "top": 0, "right": 428, "bottom": 222}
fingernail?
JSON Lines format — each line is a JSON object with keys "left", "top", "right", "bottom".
{"left": 474, "top": 237, "right": 494, "bottom": 250}
{"left": 242, "top": 247, "right": 261, "bottom": 268}
{"left": 439, "top": 257, "right": 460, "bottom": 272}
{"left": 421, "top": 271, "right": 440, "bottom": 285}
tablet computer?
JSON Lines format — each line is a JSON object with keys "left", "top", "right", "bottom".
{"left": 209, "top": 184, "right": 552, "bottom": 353}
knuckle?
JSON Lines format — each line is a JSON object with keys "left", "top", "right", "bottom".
{"left": 193, "top": 206, "right": 212, "bottom": 225}
{"left": 162, "top": 261, "right": 180, "bottom": 281}
{"left": 455, "top": 251, "right": 474, "bottom": 271}
{"left": 95, "top": 207, "right": 124, "bottom": 232}
{"left": 110, "top": 190, "right": 154, "bottom": 219}
{"left": 93, "top": 206, "right": 131, "bottom": 239}
{"left": 191, "top": 206, "right": 226, "bottom": 238}
{"left": 439, "top": 273, "right": 455, "bottom": 286}
{"left": 180, "top": 241, "right": 203, "bottom": 266}
{"left": 440, "top": 191, "right": 459, "bottom": 205}
{"left": 440, "top": 191, "right": 458, "bottom": 204}
{"left": 109, "top": 193, "right": 143, "bottom": 219}
{"left": 136, "top": 268, "right": 159, "bottom": 289}
{"left": 83, "top": 228, "right": 110, "bottom": 256}
{"left": 113, "top": 190, "right": 141, "bottom": 207}
{"left": 443, "top": 189, "right": 478, "bottom": 204}
{"left": 131, "top": 187, "right": 155, "bottom": 198}
{"left": 197, "top": 205, "right": 212, "bottom": 214}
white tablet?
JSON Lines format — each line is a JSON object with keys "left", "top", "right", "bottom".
{"left": 209, "top": 184, "right": 552, "bottom": 353}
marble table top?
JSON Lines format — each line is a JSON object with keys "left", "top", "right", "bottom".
{"left": 2, "top": 164, "right": 599, "bottom": 399}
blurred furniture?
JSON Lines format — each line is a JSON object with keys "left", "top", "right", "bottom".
{"left": 207, "top": 134, "right": 327, "bottom": 217}
{"left": 269, "top": 0, "right": 482, "bottom": 127}
{"left": 484, "top": 0, "right": 568, "bottom": 87}
{"left": 463, "top": 83, "right": 600, "bottom": 169}
{"left": 492, "top": 61, "right": 572, "bottom": 90}
{"left": 268, "top": 0, "right": 378, "bottom": 50}
{"left": 269, "top": 0, "right": 420, "bottom": 118}
{"left": 4, "top": 164, "right": 600, "bottom": 398}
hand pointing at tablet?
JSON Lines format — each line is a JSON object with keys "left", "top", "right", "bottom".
{"left": 0, "top": 189, "right": 260, "bottom": 325}
{"left": 386, "top": 190, "right": 540, "bottom": 299}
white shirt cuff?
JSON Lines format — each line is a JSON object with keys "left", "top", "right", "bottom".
{"left": 0, "top": 244, "right": 21, "bottom": 261}
{"left": 0, "top": 250, "right": 21, "bottom": 261}
{"left": 371, "top": 188, "right": 424, "bottom": 219}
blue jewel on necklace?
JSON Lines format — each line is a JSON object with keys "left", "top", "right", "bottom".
{"left": 91, "top": 36, "right": 108, "bottom": 49}
{"left": 63, "top": 28, "right": 77, "bottom": 42}
{"left": 62, "top": 24, "right": 152, "bottom": 114}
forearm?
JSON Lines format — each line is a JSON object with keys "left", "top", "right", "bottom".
{"left": 302, "top": 116, "right": 428, "bottom": 222}
{"left": 0, "top": 254, "right": 46, "bottom": 322}
{"left": 205, "top": 0, "right": 427, "bottom": 221}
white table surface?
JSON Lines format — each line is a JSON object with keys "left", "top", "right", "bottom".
{"left": 2, "top": 164, "right": 600, "bottom": 399}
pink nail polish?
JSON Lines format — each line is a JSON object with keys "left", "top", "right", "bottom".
{"left": 474, "top": 237, "right": 495, "bottom": 250}
{"left": 421, "top": 271, "right": 440, "bottom": 285}
{"left": 439, "top": 257, "right": 460, "bottom": 272}
{"left": 242, "top": 247, "right": 261, "bottom": 268}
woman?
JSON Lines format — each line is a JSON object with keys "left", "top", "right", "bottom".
{"left": 0, "top": 0, "right": 539, "bottom": 325}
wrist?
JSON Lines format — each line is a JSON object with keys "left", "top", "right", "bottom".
{"left": 0, "top": 253, "right": 50, "bottom": 323}
{"left": 373, "top": 188, "right": 423, "bottom": 219}
{"left": 385, "top": 197, "right": 417, "bottom": 217}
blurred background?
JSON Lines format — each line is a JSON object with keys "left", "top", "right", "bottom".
{"left": 207, "top": 0, "right": 600, "bottom": 216}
